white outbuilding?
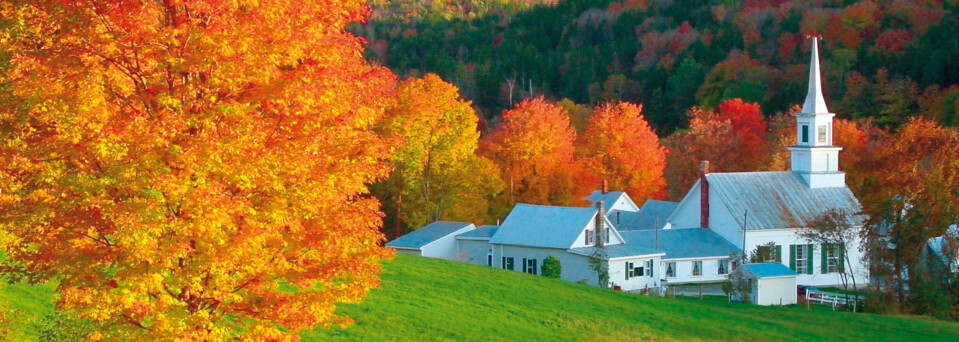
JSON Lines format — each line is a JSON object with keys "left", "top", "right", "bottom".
{"left": 386, "top": 221, "right": 476, "bottom": 260}
{"left": 741, "top": 263, "right": 798, "bottom": 306}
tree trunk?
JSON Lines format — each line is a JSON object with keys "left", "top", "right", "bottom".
{"left": 394, "top": 172, "right": 404, "bottom": 239}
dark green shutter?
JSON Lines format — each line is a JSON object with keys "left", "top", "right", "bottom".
{"left": 807, "top": 244, "right": 814, "bottom": 275}
{"left": 649, "top": 259, "right": 654, "bottom": 277}
{"left": 502, "top": 257, "right": 506, "bottom": 269}
{"left": 789, "top": 245, "right": 796, "bottom": 271}
{"left": 522, "top": 258, "right": 527, "bottom": 273}
{"left": 821, "top": 244, "right": 828, "bottom": 274}
{"left": 625, "top": 262, "right": 630, "bottom": 280}
{"left": 839, "top": 245, "right": 846, "bottom": 272}
{"left": 775, "top": 245, "right": 782, "bottom": 262}
{"left": 533, "top": 259, "right": 538, "bottom": 275}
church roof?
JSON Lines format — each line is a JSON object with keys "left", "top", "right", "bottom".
{"left": 456, "top": 225, "right": 499, "bottom": 239}
{"left": 489, "top": 203, "right": 598, "bottom": 249}
{"left": 705, "top": 171, "right": 863, "bottom": 230}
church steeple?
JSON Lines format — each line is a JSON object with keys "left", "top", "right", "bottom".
{"left": 787, "top": 37, "right": 845, "bottom": 188}
{"left": 801, "top": 37, "right": 829, "bottom": 115}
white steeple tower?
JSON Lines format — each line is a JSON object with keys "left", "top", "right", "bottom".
{"left": 787, "top": 37, "right": 845, "bottom": 188}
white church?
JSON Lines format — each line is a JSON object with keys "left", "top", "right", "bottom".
{"left": 387, "top": 38, "right": 867, "bottom": 298}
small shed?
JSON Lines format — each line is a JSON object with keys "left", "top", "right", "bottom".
{"left": 386, "top": 221, "right": 476, "bottom": 260}
{"left": 741, "top": 263, "right": 798, "bottom": 306}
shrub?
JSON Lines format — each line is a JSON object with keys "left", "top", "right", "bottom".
{"left": 542, "top": 255, "right": 562, "bottom": 279}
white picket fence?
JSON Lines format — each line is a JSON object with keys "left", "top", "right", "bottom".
{"left": 805, "top": 290, "right": 864, "bottom": 311}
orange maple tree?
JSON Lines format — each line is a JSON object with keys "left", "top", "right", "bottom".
{"left": 0, "top": 1, "right": 394, "bottom": 340}
{"left": 479, "top": 96, "right": 581, "bottom": 210}
{"left": 577, "top": 102, "right": 666, "bottom": 203}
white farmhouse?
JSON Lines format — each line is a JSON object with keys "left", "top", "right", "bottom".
{"left": 488, "top": 203, "right": 665, "bottom": 291}
{"left": 665, "top": 37, "right": 867, "bottom": 287}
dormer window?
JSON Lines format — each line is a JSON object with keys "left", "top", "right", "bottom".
{"left": 585, "top": 230, "right": 594, "bottom": 245}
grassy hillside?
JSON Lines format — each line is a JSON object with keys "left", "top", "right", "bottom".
{"left": 4, "top": 254, "right": 959, "bottom": 341}
{"left": 305, "top": 254, "right": 958, "bottom": 341}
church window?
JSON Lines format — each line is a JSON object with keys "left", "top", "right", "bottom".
{"left": 802, "top": 125, "right": 809, "bottom": 143}
{"left": 817, "top": 125, "right": 828, "bottom": 143}
{"left": 718, "top": 259, "right": 728, "bottom": 275}
{"left": 692, "top": 261, "right": 702, "bottom": 276}
{"left": 666, "top": 262, "right": 676, "bottom": 278}
{"left": 790, "top": 244, "right": 814, "bottom": 275}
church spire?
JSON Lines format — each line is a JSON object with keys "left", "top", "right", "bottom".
{"left": 788, "top": 37, "right": 845, "bottom": 188}
{"left": 801, "top": 37, "right": 829, "bottom": 114}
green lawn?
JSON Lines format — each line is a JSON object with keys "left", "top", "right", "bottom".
{"left": 4, "top": 254, "right": 959, "bottom": 341}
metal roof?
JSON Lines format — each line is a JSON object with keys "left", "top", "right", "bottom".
{"left": 743, "top": 262, "right": 797, "bottom": 278}
{"left": 619, "top": 228, "right": 740, "bottom": 259}
{"left": 615, "top": 200, "right": 678, "bottom": 231}
{"left": 456, "top": 225, "right": 499, "bottom": 239}
{"left": 706, "top": 171, "right": 863, "bottom": 230}
{"left": 568, "top": 244, "right": 662, "bottom": 259}
{"left": 489, "top": 203, "right": 598, "bottom": 249}
{"left": 386, "top": 221, "right": 475, "bottom": 249}
{"left": 584, "top": 190, "right": 629, "bottom": 215}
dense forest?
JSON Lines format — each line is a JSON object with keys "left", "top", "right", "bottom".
{"left": 354, "top": 0, "right": 959, "bottom": 133}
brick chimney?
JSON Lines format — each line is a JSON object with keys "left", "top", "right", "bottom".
{"left": 596, "top": 200, "right": 606, "bottom": 247}
{"left": 601, "top": 180, "right": 608, "bottom": 194}
{"left": 700, "top": 161, "right": 709, "bottom": 229}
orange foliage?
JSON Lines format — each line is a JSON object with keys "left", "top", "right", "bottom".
{"left": 577, "top": 102, "right": 666, "bottom": 204}
{"left": 717, "top": 98, "right": 769, "bottom": 169}
{"left": 663, "top": 99, "right": 769, "bottom": 199}
{"left": 479, "top": 97, "right": 581, "bottom": 208}
{"left": 0, "top": 0, "right": 393, "bottom": 340}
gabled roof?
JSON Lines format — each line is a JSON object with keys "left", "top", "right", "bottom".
{"left": 743, "top": 262, "right": 797, "bottom": 278}
{"left": 584, "top": 190, "right": 634, "bottom": 214}
{"left": 615, "top": 200, "right": 678, "bottom": 231}
{"left": 456, "top": 225, "right": 499, "bottom": 240}
{"left": 489, "top": 203, "right": 598, "bottom": 249}
{"left": 619, "top": 228, "right": 740, "bottom": 259}
{"left": 386, "top": 221, "right": 475, "bottom": 249}
{"left": 568, "top": 244, "right": 662, "bottom": 260}
{"left": 698, "top": 171, "right": 863, "bottom": 230}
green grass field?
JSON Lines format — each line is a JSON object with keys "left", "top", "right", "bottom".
{"left": 4, "top": 254, "right": 959, "bottom": 341}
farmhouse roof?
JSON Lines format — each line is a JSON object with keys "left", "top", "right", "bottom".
{"left": 386, "top": 221, "right": 475, "bottom": 249}
{"left": 490, "top": 203, "right": 598, "bottom": 249}
{"left": 568, "top": 244, "right": 662, "bottom": 259}
{"left": 619, "top": 228, "right": 740, "bottom": 259}
{"left": 456, "top": 225, "right": 499, "bottom": 239}
{"left": 743, "top": 262, "right": 797, "bottom": 278}
{"left": 584, "top": 190, "right": 629, "bottom": 215}
{"left": 697, "top": 171, "right": 863, "bottom": 230}
{"left": 615, "top": 200, "right": 678, "bottom": 231}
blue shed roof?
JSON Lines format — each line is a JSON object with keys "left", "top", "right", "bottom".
{"left": 743, "top": 262, "right": 797, "bottom": 278}
{"left": 386, "top": 221, "right": 475, "bottom": 249}
{"left": 615, "top": 200, "right": 678, "bottom": 231}
{"left": 456, "top": 225, "right": 499, "bottom": 239}
{"left": 619, "top": 228, "right": 740, "bottom": 259}
{"left": 489, "top": 203, "right": 598, "bottom": 249}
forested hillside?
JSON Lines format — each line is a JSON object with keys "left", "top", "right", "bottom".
{"left": 354, "top": 0, "right": 959, "bottom": 133}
